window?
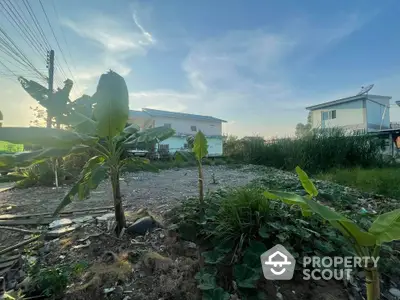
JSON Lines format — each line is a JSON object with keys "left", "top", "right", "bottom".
{"left": 164, "top": 123, "right": 171, "bottom": 128}
{"left": 191, "top": 125, "right": 197, "bottom": 132}
{"left": 322, "top": 110, "right": 336, "bottom": 120}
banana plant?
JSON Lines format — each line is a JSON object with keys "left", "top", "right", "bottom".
{"left": 193, "top": 131, "right": 208, "bottom": 204}
{"left": 264, "top": 166, "right": 400, "bottom": 300}
{"left": 175, "top": 131, "right": 208, "bottom": 203}
{"left": 0, "top": 70, "right": 174, "bottom": 235}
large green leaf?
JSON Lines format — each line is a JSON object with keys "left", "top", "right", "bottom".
{"left": 19, "top": 77, "right": 73, "bottom": 118}
{"left": 193, "top": 131, "right": 208, "bottom": 161}
{"left": 295, "top": 166, "right": 318, "bottom": 197}
{"left": 0, "top": 127, "right": 97, "bottom": 148}
{"left": 369, "top": 209, "right": 400, "bottom": 245}
{"left": 264, "top": 191, "right": 312, "bottom": 217}
{"left": 123, "top": 124, "right": 140, "bottom": 135}
{"left": 92, "top": 71, "right": 129, "bottom": 137}
{"left": 303, "top": 198, "right": 376, "bottom": 246}
{"left": 233, "top": 264, "right": 260, "bottom": 289}
{"left": 202, "top": 288, "right": 230, "bottom": 300}
{"left": 123, "top": 126, "right": 175, "bottom": 146}
{"left": 53, "top": 156, "right": 107, "bottom": 215}
{"left": 0, "top": 147, "right": 76, "bottom": 168}
{"left": 264, "top": 190, "right": 376, "bottom": 246}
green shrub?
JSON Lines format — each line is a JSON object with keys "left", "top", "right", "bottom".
{"left": 317, "top": 167, "right": 400, "bottom": 199}
{"left": 225, "top": 128, "right": 385, "bottom": 173}
{"left": 169, "top": 182, "right": 400, "bottom": 298}
{"left": 15, "top": 161, "right": 55, "bottom": 188}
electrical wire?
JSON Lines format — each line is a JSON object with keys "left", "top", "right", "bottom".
{"left": 0, "top": 28, "right": 46, "bottom": 80}
{"left": 0, "top": 0, "right": 46, "bottom": 60}
{"left": 50, "top": 0, "right": 83, "bottom": 95}
{"left": 22, "top": 0, "right": 51, "bottom": 51}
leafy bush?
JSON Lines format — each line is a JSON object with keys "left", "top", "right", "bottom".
{"left": 317, "top": 167, "right": 400, "bottom": 199}
{"left": 225, "top": 128, "right": 386, "bottom": 173}
{"left": 15, "top": 161, "right": 55, "bottom": 188}
{"left": 169, "top": 178, "right": 400, "bottom": 298}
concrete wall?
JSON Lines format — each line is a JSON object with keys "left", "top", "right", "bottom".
{"left": 154, "top": 116, "right": 222, "bottom": 136}
{"left": 311, "top": 99, "right": 365, "bottom": 130}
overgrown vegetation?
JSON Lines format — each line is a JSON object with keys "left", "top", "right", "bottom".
{"left": 224, "top": 128, "right": 386, "bottom": 173}
{"left": 317, "top": 167, "right": 400, "bottom": 199}
{"left": 168, "top": 166, "right": 400, "bottom": 299}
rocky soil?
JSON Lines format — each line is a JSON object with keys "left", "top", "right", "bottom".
{"left": 0, "top": 165, "right": 261, "bottom": 216}
{"left": 1, "top": 165, "right": 400, "bottom": 300}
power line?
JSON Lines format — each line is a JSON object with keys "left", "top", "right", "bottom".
{"left": 0, "top": 28, "right": 46, "bottom": 80}
{"left": 0, "top": 0, "right": 47, "bottom": 60}
{"left": 22, "top": 0, "right": 51, "bottom": 51}
{"left": 50, "top": 0, "right": 83, "bottom": 95}
{"left": 38, "top": 0, "right": 71, "bottom": 81}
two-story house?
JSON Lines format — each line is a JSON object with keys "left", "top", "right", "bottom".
{"left": 306, "top": 94, "right": 392, "bottom": 133}
{"left": 128, "top": 108, "right": 227, "bottom": 156}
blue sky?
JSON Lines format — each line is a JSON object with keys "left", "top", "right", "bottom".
{"left": 1, "top": 0, "right": 400, "bottom": 137}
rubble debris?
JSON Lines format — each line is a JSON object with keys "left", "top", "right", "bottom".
{"left": 126, "top": 216, "right": 160, "bottom": 235}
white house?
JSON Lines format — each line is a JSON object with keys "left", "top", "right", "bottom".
{"left": 306, "top": 94, "right": 392, "bottom": 133}
{"left": 128, "top": 108, "right": 227, "bottom": 156}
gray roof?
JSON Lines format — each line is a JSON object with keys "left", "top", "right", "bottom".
{"left": 130, "top": 108, "right": 227, "bottom": 123}
{"left": 306, "top": 94, "right": 391, "bottom": 111}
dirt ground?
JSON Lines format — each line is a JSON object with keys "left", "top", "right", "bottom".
{"left": 0, "top": 165, "right": 261, "bottom": 216}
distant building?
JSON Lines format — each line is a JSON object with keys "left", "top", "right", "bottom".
{"left": 306, "top": 94, "right": 392, "bottom": 133}
{"left": 128, "top": 108, "right": 227, "bottom": 156}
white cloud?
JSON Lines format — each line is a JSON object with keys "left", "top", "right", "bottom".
{"left": 62, "top": 13, "right": 155, "bottom": 54}
{"left": 131, "top": 13, "right": 377, "bottom": 137}
{"left": 129, "top": 90, "right": 199, "bottom": 112}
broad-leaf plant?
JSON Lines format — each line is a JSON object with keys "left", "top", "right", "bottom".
{"left": 265, "top": 166, "right": 400, "bottom": 300}
{"left": 0, "top": 71, "right": 174, "bottom": 235}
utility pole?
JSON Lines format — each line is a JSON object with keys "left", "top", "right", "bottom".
{"left": 46, "top": 50, "right": 58, "bottom": 189}
{"left": 46, "top": 49, "right": 54, "bottom": 128}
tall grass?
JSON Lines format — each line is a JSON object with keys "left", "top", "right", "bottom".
{"left": 224, "top": 128, "right": 386, "bottom": 173}
{"left": 317, "top": 167, "right": 400, "bottom": 199}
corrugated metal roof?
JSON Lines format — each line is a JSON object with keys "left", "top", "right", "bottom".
{"left": 306, "top": 94, "right": 391, "bottom": 111}
{"left": 129, "top": 110, "right": 151, "bottom": 118}
{"left": 141, "top": 108, "right": 227, "bottom": 123}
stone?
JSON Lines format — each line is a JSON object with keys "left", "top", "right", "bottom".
{"left": 390, "top": 288, "right": 400, "bottom": 298}
{"left": 72, "top": 215, "right": 94, "bottom": 224}
{"left": 45, "top": 224, "right": 80, "bottom": 240}
{"left": 142, "top": 252, "right": 173, "bottom": 272}
{"left": 49, "top": 218, "right": 73, "bottom": 229}
{"left": 126, "top": 216, "right": 159, "bottom": 235}
{"left": 96, "top": 213, "right": 115, "bottom": 222}
{"left": 276, "top": 292, "right": 283, "bottom": 300}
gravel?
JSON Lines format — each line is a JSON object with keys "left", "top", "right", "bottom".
{"left": 0, "top": 165, "right": 262, "bottom": 216}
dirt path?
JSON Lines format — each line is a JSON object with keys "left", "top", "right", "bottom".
{"left": 0, "top": 165, "right": 262, "bottom": 216}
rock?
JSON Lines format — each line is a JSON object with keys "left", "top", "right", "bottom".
{"left": 72, "top": 215, "right": 95, "bottom": 224}
{"left": 142, "top": 251, "right": 173, "bottom": 272}
{"left": 49, "top": 218, "right": 73, "bottom": 229}
{"left": 390, "top": 288, "right": 400, "bottom": 298}
{"left": 45, "top": 224, "right": 80, "bottom": 240}
{"left": 6, "top": 279, "right": 17, "bottom": 290}
{"left": 276, "top": 292, "right": 283, "bottom": 300}
{"left": 127, "top": 216, "right": 159, "bottom": 235}
{"left": 104, "top": 287, "right": 115, "bottom": 294}
{"left": 96, "top": 213, "right": 115, "bottom": 222}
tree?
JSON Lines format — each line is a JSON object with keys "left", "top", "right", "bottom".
{"left": 0, "top": 70, "right": 174, "bottom": 235}
{"left": 295, "top": 112, "right": 312, "bottom": 138}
